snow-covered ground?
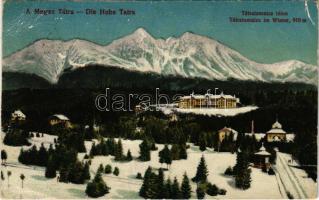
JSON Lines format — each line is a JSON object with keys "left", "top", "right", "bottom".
{"left": 274, "top": 152, "right": 317, "bottom": 199}
{"left": 158, "top": 105, "right": 258, "bottom": 117}
{"left": 0, "top": 133, "right": 316, "bottom": 199}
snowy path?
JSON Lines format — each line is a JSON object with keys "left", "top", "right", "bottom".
{"left": 274, "top": 152, "right": 314, "bottom": 199}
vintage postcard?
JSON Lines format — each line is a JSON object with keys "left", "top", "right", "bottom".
{"left": 1, "top": 0, "right": 318, "bottom": 199}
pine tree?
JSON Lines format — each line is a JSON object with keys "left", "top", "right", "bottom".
{"left": 171, "top": 144, "right": 180, "bottom": 160}
{"left": 139, "top": 167, "right": 152, "bottom": 198}
{"left": 89, "top": 142, "right": 97, "bottom": 157}
{"left": 126, "top": 149, "right": 133, "bottom": 161}
{"left": 235, "top": 151, "right": 251, "bottom": 190}
{"left": 163, "top": 178, "right": 172, "bottom": 199}
{"left": 82, "top": 161, "right": 91, "bottom": 180}
{"left": 179, "top": 144, "right": 188, "bottom": 159}
{"left": 38, "top": 143, "right": 48, "bottom": 166}
{"left": 156, "top": 168, "right": 165, "bottom": 199}
{"left": 192, "top": 155, "right": 208, "bottom": 183}
{"left": 181, "top": 172, "right": 191, "bottom": 199}
{"left": 139, "top": 139, "right": 151, "bottom": 161}
{"left": 97, "top": 164, "right": 104, "bottom": 174}
{"left": 59, "top": 166, "right": 70, "bottom": 183}
{"left": 146, "top": 172, "right": 160, "bottom": 198}
{"left": 85, "top": 170, "right": 110, "bottom": 197}
{"left": 171, "top": 177, "right": 181, "bottom": 199}
{"left": 45, "top": 156, "right": 56, "bottom": 178}
{"left": 159, "top": 145, "right": 172, "bottom": 169}
{"left": 196, "top": 185, "right": 205, "bottom": 199}
{"left": 199, "top": 133, "right": 207, "bottom": 152}
{"left": 114, "top": 139, "right": 123, "bottom": 161}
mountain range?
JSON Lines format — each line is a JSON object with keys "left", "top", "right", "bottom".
{"left": 2, "top": 28, "right": 317, "bottom": 85}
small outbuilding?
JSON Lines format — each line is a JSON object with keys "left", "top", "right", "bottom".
{"left": 254, "top": 144, "right": 271, "bottom": 169}
{"left": 49, "top": 114, "right": 72, "bottom": 128}
{"left": 11, "top": 110, "right": 26, "bottom": 121}
{"left": 218, "top": 127, "right": 238, "bottom": 142}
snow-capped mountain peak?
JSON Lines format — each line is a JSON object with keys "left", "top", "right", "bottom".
{"left": 2, "top": 28, "right": 317, "bottom": 85}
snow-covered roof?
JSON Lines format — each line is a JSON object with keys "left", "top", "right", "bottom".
{"left": 219, "top": 127, "right": 238, "bottom": 134}
{"left": 286, "top": 134, "right": 295, "bottom": 142}
{"left": 267, "top": 120, "right": 286, "bottom": 134}
{"left": 255, "top": 144, "right": 271, "bottom": 156}
{"left": 267, "top": 128, "right": 286, "bottom": 134}
{"left": 12, "top": 110, "right": 26, "bottom": 118}
{"left": 272, "top": 120, "right": 282, "bottom": 129}
{"left": 52, "top": 114, "right": 69, "bottom": 121}
{"left": 245, "top": 133, "right": 265, "bottom": 141}
{"left": 180, "top": 92, "right": 237, "bottom": 100}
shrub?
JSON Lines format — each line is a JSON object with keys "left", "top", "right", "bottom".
{"left": 136, "top": 172, "right": 143, "bottom": 179}
{"left": 85, "top": 172, "right": 110, "bottom": 198}
{"left": 206, "top": 183, "right": 219, "bottom": 196}
{"left": 218, "top": 188, "right": 227, "bottom": 195}
{"left": 268, "top": 167, "right": 275, "bottom": 175}
{"left": 196, "top": 184, "right": 205, "bottom": 199}
{"left": 113, "top": 167, "right": 119, "bottom": 176}
{"left": 224, "top": 166, "right": 233, "bottom": 175}
{"left": 36, "top": 133, "right": 40, "bottom": 137}
{"left": 104, "top": 164, "right": 112, "bottom": 174}
{"left": 287, "top": 191, "right": 294, "bottom": 199}
{"left": 83, "top": 154, "right": 89, "bottom": 159}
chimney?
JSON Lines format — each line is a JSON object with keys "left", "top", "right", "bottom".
{"left": 251, "top": 120, "right": 255, "bottom": 134}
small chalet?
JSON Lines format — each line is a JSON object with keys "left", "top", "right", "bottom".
{"left": 218, "top": 127, "right": 238, "bottom": 142}
{"left": 11, "top": 110, "right": 26, "bottom": 121}
{"left": 254, "top": 143, "right": 271, "bottom": 169}
{"left": 266, "top": 120, "right": 286, "bottom": 142}
{"left": 49, "top": 114, "right": 72, "bottom": 128}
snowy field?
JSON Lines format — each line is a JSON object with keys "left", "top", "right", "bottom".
{"left": 1, "top": 133, "right": 316, "bottom": 199}
{"left": 157, "top": 105, "right": 258, "bottom": 117}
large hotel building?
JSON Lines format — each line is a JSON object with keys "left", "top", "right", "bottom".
{"left": 178, "top": 92, "right": 240, "bottom": 109}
